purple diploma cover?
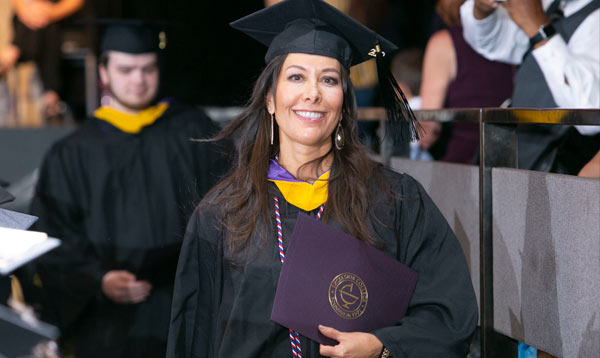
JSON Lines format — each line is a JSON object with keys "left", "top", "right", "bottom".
{"left": 271, "top": 213, "right": 418, "bottom": 345}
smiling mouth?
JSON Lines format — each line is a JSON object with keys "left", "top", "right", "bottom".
{"left": 294, "top": 110, "right": 325, "bottom": 119}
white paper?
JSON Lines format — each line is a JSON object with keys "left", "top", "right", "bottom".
{"left": 0, "top": 228, "right": 60, "bottom": 275}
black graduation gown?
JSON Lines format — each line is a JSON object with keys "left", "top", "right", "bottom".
{"left": 28, "top": 103, "right": 230, "bottom": 358}
{"left": 0, "top": 276, "right": 9, "bottom": 304}
{"left": 167, "top": 169, "right": 478, "bottom": 358}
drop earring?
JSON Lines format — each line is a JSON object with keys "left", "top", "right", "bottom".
{"left": 270, "top": 113, "right": 274, "bottom": 145}
{"left": 335, "top": 121, "right": 344, "bottom": 150}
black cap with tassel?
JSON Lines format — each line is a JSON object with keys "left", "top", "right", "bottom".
{"left": 230, "top": 0, "right": 419, "bottom": 144}
{"left": 372, "top": 43, "right": 420, "bottom": 145}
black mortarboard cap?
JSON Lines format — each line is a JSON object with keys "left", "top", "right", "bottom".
{"left": 79, "top": 19, "right": 167, "bottom": 54}
{"left": 0, "top": 186, "right": 14, "bottom": 206}
{"left": 231, "top": 0, "right": 420, "bottom": 142}
{"left": 0, "top": 187, "right": 37, "bottom": 230}
{"left": 231, "top": 0, "right": 398, "bottom": 69}
{"left": 0, "top": 209, "right": 38, "bottom": 231}
{"left": 0, "top": 304, "right": 59, "bottom": 358}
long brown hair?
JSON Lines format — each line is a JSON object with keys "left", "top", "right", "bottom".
{"left": 206, "top": 54, "right": 387, "bottom": 258}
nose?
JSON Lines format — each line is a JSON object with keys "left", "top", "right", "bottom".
{"left": 131, "top": 69, "right": 145, "bottom": 84}
{"left": 303, "top": 79, "right": 321, "bottom": 103}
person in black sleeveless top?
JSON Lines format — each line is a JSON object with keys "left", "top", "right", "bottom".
{"left": 5, "top": 0, "right": 85, "bottom": 119}
{"left": 420, "top": 0, "right": 516, "bottom": 164}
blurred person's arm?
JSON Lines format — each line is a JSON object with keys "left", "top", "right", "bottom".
{"left": 500, "top": 0, "right": 600, "bottom": 108}
{"left": 578, "top": 150, "right": 600, "bottom": 179}
{"left": 420, "top": 29, "right": 456, "bottom": 109}
{"left": 531, "top": 9, "right": 600, "bottom": 108}
{"left": 11, "top": 0, "right": 84, "bottom": 30}
{"left": 418, "top": 29, "right": 456, "bottom": 149}
{"left": 12, "top": 0, "right": 52, "bottom": 29}
{"left": 436, "top": 0, "right": 465, "bottom": 27}
{"left": 460, "top": 0, "right": 530, "bottom": 65}
{"left": 264, "top": 0, "right": 283, "bottom": 6}
{"left": 47, "top": 0, "right": 84, "bottom": 23}
{"left": 0, "top": 44, "right": 19, "bottom": 76}
{"left": 463, "top": 0, "right": 600, "bottom": 108}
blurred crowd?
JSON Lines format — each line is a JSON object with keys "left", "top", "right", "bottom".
{"left": 0, "top": 0, "right": 598, "bottom": 172}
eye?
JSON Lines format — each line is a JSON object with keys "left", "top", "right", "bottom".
{"left": 117, "top": 67, "right": 132, "bottom": 74}
{"left": 143, "top": 65, "right": 157, "bottom": 74}
{"left": 287, "top": 74, "right": 303, "bottom": 82}
{"left": 322, "top": 76, "right": 339, "bottom": 85}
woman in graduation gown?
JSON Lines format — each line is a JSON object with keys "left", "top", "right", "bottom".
{"left": 167, "top": 1, "right": 478, "bottom": 357}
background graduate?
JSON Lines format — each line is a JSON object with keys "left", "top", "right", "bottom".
{"left": 25, "top": 21, "right": 230, "bottom": 358}
{"left": 167, "top": 0, "right": 478, "bottom": 357}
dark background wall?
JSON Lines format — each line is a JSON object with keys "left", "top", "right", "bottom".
{"left": 68, "top": 0, "right": 437, "bottom": 107}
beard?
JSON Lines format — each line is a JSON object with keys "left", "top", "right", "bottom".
{"left": 106, "top": 84, "right": 156, "bottom": 111}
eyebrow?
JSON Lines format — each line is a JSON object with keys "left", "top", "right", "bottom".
{"left": 322, "top": 68, "right": 340, "bottom": 75}
{"left": 285, "top": 65, "right": 340, "bottom": 75}
{"left": 116, "top": 61, "right": 157, "bottom": 70}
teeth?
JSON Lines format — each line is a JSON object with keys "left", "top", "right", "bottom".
{"left": 295, "top": 111, "right": 324, "bottom": 119}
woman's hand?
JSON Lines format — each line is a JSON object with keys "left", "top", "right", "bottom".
{"left": 318, "top": 325, "right": 383, "bottom": 358}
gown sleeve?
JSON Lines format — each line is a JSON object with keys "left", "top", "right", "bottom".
{"left": 28, "top": 143, "right": 106, "bottom": 327}
{"left": 371, "top": 175, "right": 478, "bottom": 358}
{"left": 167, "top": 206, "right": 221, "bottom": 358}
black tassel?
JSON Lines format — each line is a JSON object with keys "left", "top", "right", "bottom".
{"left": 374, "top": 44, "right": 421, "bottom": 145}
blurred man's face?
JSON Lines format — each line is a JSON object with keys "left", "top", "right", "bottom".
{"left": 99, "top": 51, "right": 159, "bottom": 113}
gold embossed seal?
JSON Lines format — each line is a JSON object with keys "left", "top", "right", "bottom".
{"left": 328, "top": 273, "right": 368, "bottom": 319}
